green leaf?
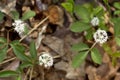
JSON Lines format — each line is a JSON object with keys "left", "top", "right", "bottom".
{"left": 16, "top": 76, "right": 21, "bottom": 80}
{"left": 61, "top": 2, "right": 73, "bottom": 13}
{"left": 24, "top": 26, "right": 29, "bottom": 35}
{"left": 0, "top": 70, "right": 18, "bottom": 77}
{"left": 20, "top": 62, "right": 33, "bottom": 69}
{"left": 83, "top": 3, "right": 93, "bottom": 13}
{"left": 74, "top": 5, "right": 90, "bottom": 23}
{"left": 112, "top": 57, "right": 117, "bottom": 67}
{"left": 0, "top": 37, "right": 7, "bottom": 47}
{"left": 30, "top": 41, "right": 37, "bottom": 59}
{"left": 99, "top": 21, "right": 108, "bottom": 30}
{"left": 85, "top": 29, "right": 94, "bottom": 40}
{"left": 72, "top": 51, "right": 88, "bottom": 68}
{"left": 66, "top": 0, "right": 74, "bottom": 4}
{"left": 115, "top": 37, "right": 120, "bottom": 46}
{"left": 0, "top": 37, "right": 7, "bottom": 43}
{"left": 92, "top": 6, "right": 104, "bottom": 17}
{"left": 111, "top": 52, "right": 120, "bottom": 57}
{"left": 114, "top": 2, "right": 120, "bottom": 9}
{"left": 114, "top": 10, "right": 120, "bottom": 15}
{"left": 91, "top": 48, "right": 102, "bottom": 64}
{"left": 10, "top": 41, "right": 31, "bottom": 62}
{"left": 72, "top": 43, "right": 89, "bottom": 52}
{"left": 0, "top": 46, "right": 8, "bottom": 62}
{"left": 70, "top": 21, "right": 91, "bottom": 32}
{"left": 0, "top": 11, "right": 4, "bottom": 21}
{"left": 103, "top": 43, "right": 113, "bottom": 55}
{"left": 21, "top": 10, "right": 36, "bottom": 20}
{"left": 11, "top": 11, "right": 19, "bottom": 20}
{"left": 112, "top": 18, "right": 120, "bottom": 37}
{"left": 103, "top": 0, "right": 108, "bottom": 5}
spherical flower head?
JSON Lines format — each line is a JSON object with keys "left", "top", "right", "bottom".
{"left": 39, "top": 52, "right": 53, "bottom": 68}
{"left": 93, "top": 29, "right": 108, "bottom": 44}
{"left": 91, "top": 17, "right": 99, "bottom": 26}
{"left": 12, "top": 20, "right": 25, "bottom": 35}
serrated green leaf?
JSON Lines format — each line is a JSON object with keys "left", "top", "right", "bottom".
{"left": 72, "top": 43, "right": 89, "bottom": 52}
{"left": 0, "top": 11, "right": 4, "bottom": 21}
{"left": 61, "top": 2, "right": 73, "bottom": 13}
{"left": 10, "top": 42, "right": 31, "bottom": 62}
{"left": 30, "top": 41, "right": 37, "bottom": 60}
{"left": 0, "top": 46, "right": 8, "bottom": 62}
{"left": 21, "top": 10, "right": 36, "bottom": 20}
{"left": 72, "top": 51, "right": 88, "bottom": 68}
{"left": 114, "top": 2, "right": 120, "bottom": 9}
{"left": 11, "top": 11, "right": 19, "bottom": 20}
{"left": 74, "top": 5, "right": 90, "bottom": 23}
{"left": 91, "top": 48, "right": 102, "bottom": 64}
{"left": 70, "top": 21, "right": 91, "bottom": 32}
{"left": 0, "top": 70, "right": 18, "bottom": 77}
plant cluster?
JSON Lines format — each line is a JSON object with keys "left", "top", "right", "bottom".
{"left": 62, "top": 0, "right": 120, "bottom": 68}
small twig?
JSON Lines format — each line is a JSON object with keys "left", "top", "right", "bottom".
{"left": 24, "top": 68, "right": 31, "bottom": 80}
{"left": 19, "top": 16, "right": 49, "bottom": 42}
{"left": 29, "top": 67, "right": 33, "bottom": 80}
{"left": 53, "top": 55, "right": 61, "bottom": 59}
{"left": 0, "top": 57, "right": 16, "bottom": 65}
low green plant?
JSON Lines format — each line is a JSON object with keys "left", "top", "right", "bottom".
{"left": 62, "top": 1, "right": 120, "bottom": 68}
{"left": 0, "top": 40, "right": 38, "bottom": 79}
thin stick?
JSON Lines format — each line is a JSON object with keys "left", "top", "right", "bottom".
{"left": 0, "top": 57, "right": 16, "bottom": 65}
{"left": 24, "top": 68, "right": 31, "bottom": 80}
{"left": 29, "top": 67, "right": 33, "bottom": 80}
{"left": 53, "top": 55, "right": 61, "bottom": 59}
{"left": 19, "top": 16, "right": 49, "bottom": 42}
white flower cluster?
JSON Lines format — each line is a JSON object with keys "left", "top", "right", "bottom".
{"left": 91, "top": 17, "right": 99, "bottom": 26}
{"left": 12, "top": 20, "right": 25, "bottom": 35}
{"left": 93, "top": 29, "right": 108, "bottom": 44}
{"left": 39, "top": 52, "right": 53, "bottom": 68}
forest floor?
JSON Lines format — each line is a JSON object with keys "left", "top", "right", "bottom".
{"left": 0, "top": 0, "right": 120, "bottom": 80}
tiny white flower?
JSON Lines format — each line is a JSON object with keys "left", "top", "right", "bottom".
{"left": 93, "top": 29, "right": 108, "bottom": 44}
{"left": 12, "top": 20, "right": 26, "bottom": 35}
{"left": 39, "top": 52, "right": 53, "bottom": 68}
{"left": 91, "top": 17, "right": 99, "bottom": 26}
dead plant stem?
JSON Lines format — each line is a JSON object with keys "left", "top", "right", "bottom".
{"left": 29, "top": 67, "right": 33, "bottom": 80}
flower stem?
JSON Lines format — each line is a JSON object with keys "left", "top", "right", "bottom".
{"left": 87, "top": 42, "right": 97, "bottom": 54}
